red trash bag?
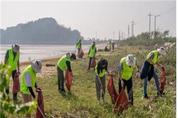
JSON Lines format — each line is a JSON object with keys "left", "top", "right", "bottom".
{"left": 107, "top": 75, "right": 118, "bottom": 104}
{"left": 65, "top": 70, "right": 73, "bottom": 91}
{"left": 114, "top": 88, "right": 129, "bottom": 113}
{"left": 36, "top": 88, "right": 45, "bottom": 118}
{"left": 90, "top": 58, "right": 96, "bottom": 68}
{"left": 12, "top": 73, "right": 20, "bottom": 94}
{"left": 160, "top": 66, "right": 166, "bottom": 94}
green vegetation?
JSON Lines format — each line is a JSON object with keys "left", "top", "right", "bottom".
{"left": 0, "top": 64, "right": 37, "bottom": 118}
{"left": 2, "top": 36, "right": 176, "bottom": 118}
{"left": 37, "top": 38, "right": 176, "bottom": 118}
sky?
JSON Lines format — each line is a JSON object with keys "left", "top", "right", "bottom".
{"left": 0, "top": 0, "right": 176, "bottom": 39}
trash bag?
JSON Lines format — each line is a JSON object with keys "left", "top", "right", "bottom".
{"left": 160, "top": 66, "right": 166, "bottom": 94}
{"left": 65, "top": 70, "right": 73, "bottom": 91}
{"left": 90, "top": 58, "right": 96, "bottom": 68}
{"left": 107, "top": 75, "right": 118, "bottom": 104}
{"left": 36, "top": 88, "right": 45, "bottom": 118}
{"left": 114, "top": 88, "right": 129, "bottom": 113}
{"left": 12, "top": 73, "right": 20, "bottom": 94}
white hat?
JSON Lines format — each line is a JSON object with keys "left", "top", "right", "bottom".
{"left": 12, "top": 44, "right": 20, "bottom": 53}
{"left": 126, "top": 54, "right": 136, "bottom": 66}
{"left": 157, "top": 47, "right": 166, "bottom": 56}
{"left": 31, "top": 60, "right": 42, "bottom": 73}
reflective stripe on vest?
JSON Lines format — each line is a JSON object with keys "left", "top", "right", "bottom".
{"left": 20, "top": 65, "right": 36, "bottom": 94}
{"left": 57, "top": 55, "right": 70, "bottom": 71}
{"left": 95, "top": 65, "right": 107, "bottom": 78}
{"left": 146, "top": 50, "right": 158, "bottom": 64}
{"left": 120, "top": 57, "right": 134, "bottom": 80}
{"left": 89, "top": 46, "right": 96, "bottom": 57}
{"left": 7, "top": 48, "right": 19, "bottom": 72}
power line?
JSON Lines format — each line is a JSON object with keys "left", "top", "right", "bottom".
{"left": 159, "top": 7, "right": 176, "bottom": 16}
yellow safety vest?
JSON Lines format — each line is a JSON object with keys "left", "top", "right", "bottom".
{"left": 120, "top": 57, "right": 134, "bottom": 80}
{"left": 95, "top": 65, "right": 107, "bottom": 78}
{"left": 88, "top": 46, "right": 96, "bottom": 58}
{"left": 6, "top": 48, "right": 19, "bottom": 72}
{"left": 20, "top": 65, "right": 36, "bottom": 94}
{"left": 146, "top": 50, "right": 159, "bottom": 64}
{"left": 76, "top": 40, "right": 81, "bottom": 49}
{"left": 57, "top": 55, "right": 71, "bottom": 71}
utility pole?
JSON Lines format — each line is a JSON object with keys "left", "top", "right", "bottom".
{"left": 148, "top": 13, "right": 152, "bottom": 39}
{"left": 95, "top": 32, "right": 97, "bottom": 40}
{"left": 113, "top": 31, "right": 115, "bottom": 40}
{"left": 118, "top": 31, "right": 119, "bottom": 40}
{"left": 121, "top": 32, "right": 124, "bottom": 40}
{"left": 154, "top": 15, "right": 160, "bottom": 39}
{"left": 118, "top": 31, "right": 121, "bottom": 40}
{"left": 128, "top": 25, "right": 130, "bottom": 38}
{"left": 131, "top": 21, "right": 135, "bottom": 37}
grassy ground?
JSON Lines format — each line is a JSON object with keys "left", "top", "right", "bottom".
{"left": 14, "top": 39, "right": 176, "bottom": 118}
{"left": 36, "top": 41, "right": 176, "bottom": 118}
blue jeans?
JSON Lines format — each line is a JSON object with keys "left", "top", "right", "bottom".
{"left": 141, "top": 61, "right": 160, "bottom": 96}
{"left": 144, "top": 71, "right": 160, "bottom": 96}
{"left": 95, "top": 75, "right": 106, "bottom": 101}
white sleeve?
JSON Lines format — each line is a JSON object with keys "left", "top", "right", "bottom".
{"left": 25, "top": 72, "right": 32, "bottom": 87}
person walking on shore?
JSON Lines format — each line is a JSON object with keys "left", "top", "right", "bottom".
{"left": 88, "top": 41, "right": 97, "bottom": 70}
{"left": 4, "top": 44, "right": 20, "bottom": 102}
{"left": 95, "top": 59, "right": 108, "bottom": 103}
{"left": 76, "top": 38, "right": 82, "bottom": 58}
{"left": 118, "top": 54, "right": 138, "bottom": 105}
{"left": 20, "top": 60, "right": 42, "bottom": 118}
{"left": 140, "top": 47, "right": 166, "bottom": 99}
{"left": 56, "top": 53, "right": 76, "bottom": 93}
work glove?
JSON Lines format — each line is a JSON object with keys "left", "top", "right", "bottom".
{"left": 36, "top": 87, "right": 41, "bottom": 92}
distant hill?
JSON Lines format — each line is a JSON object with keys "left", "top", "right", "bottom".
{"left": 0, "top": 17, "right": 83, "bottom": 44}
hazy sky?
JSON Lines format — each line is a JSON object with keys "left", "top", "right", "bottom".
{"left": 0, "top": 0, "right": 176, "bottom": 39}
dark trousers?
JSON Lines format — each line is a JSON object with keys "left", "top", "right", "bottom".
{"left": 4, "top": 70, "right": 17, "bottom": 100}
{"left": 119, "top": 78, "right": 133, "bottom": 104}
{"left": 95, "top": 75, "right": 106, "bottom": 101}
{"left": 12, "top": 70, "right": 18, "bottom": 101}
{"left": 88, "top": 57, "right": 93, "bottom": 70}
{"left": 77, "top": 48, "right": 81, "bottom": 53}
{"left": 140, "top": 61, "right": 160, "bottom": 96}
{"left": 57, "top": 67, "right": 65, "bottom": 91}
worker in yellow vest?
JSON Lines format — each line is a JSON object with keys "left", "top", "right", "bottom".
{"left": 88, "top": 41, "right": 97, "bottom": 70}
{"left": 118, "top": 54, "right": 138, "bottom": 105}
{"left": 20, "top": 60, "right": 42, "bottom": 118}
{"left": 95, "top": 59, "right": 108, "bottom": 102}
{"left": 140, "top": 47, "right": 166, "bottom": 99}
{"left": 57, "top": 53, "right": 76, "bottom": 93}
{"left": 76, "top": 38, "right": 82, "bottom": 57}
{"left": 4, "top": 44, "right": 20, "bottom": 101}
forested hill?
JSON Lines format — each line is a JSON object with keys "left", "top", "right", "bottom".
{"left": 0, "top": 17, "right": 82, "bottom": 44}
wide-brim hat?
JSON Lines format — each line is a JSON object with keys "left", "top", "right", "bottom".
{"left": 31, "top": 60, "right": 42, "bottom": 73}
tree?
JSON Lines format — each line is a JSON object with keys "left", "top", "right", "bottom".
{"left": 163, "top": 30, "right": 169, "bottom": 38}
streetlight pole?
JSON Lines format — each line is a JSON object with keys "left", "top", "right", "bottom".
{"left": 128, "top": 25, "right": 130, "bottom": 38}
{"left": 131, "top": 21, "right": 135, "bottom": 37}
{"left": 148, "top": 13, "right": 152, "bottom": 39}
{"left": 154, "top": 15, "right": 160, "bottom": 39}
